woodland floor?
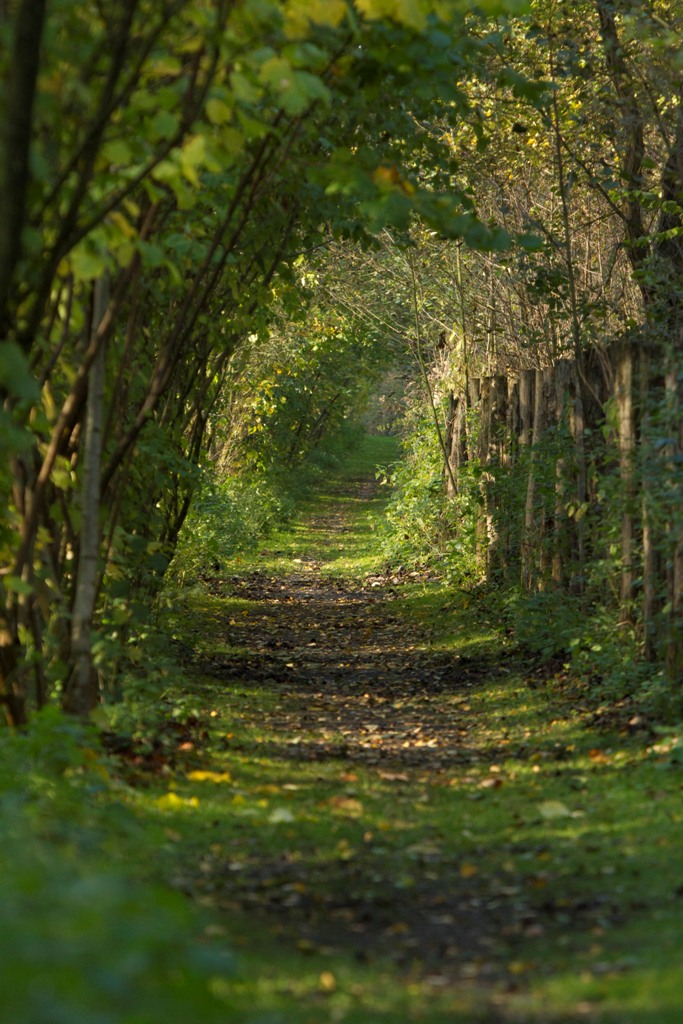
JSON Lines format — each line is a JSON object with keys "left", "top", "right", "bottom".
{"left": 136, "top": 439, "right": 683, "bottom": 1023}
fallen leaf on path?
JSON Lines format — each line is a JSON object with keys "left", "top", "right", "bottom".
{"left": 268, "top": 807, "right": 295, "bottom": 823}
{"left": 155, "top": 792, "right": 199, "bottom": 810}
{"left": 406, "top": 841, "right": 442, "bottom": 857}
{"left": 538, "top": 800, "right": 573, "bottom": 820}
{"left": 329, "top": 796, "right": 364, "bottom": 816}
{"left": 479, "top": 777, "right": 503, "bottom": 789}
{"left": 460, "top": 862, "right": 479, "bottom": 878}
{"left": 319, "top": 971, "right": 336, "bottom": 992}
{"left": 187, "top": 770, "right": 232, "bottom": 783}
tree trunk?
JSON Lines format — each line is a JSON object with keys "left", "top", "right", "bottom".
{"left": 665, "top": 362, "right": 683, "bottom": 685}
{"left": 445, "top": 392, "right": 467, "bottom": 496}
{"left": 62, "top": 275, "right": 109, "bottom": 715}
{"left": 639, "top": 346, "right": 661, "bottom": 661}
{"left": 518, "top": 370, "right": 535, "bottom": 449}
{"left": 521, "top": 368, "right": 547, "bottom": 591}
{"left": 0, "top": 0, "right": 47, "bottom": 344}
{"left": 483, "top": 376, "right": 508, "bottom": 579}
{"left": 0, "top": 627, "right": 28, "bottom": 727}
{"left": 551, "top": 361, "right": 573, "bottom": 588}
{"left": 615, "top": 338, "right": 635, "bottom": 608}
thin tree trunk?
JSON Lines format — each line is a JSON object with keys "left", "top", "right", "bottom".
{"left": 551, "top": 361, "right": 572, "bottom": 588}
{"left": 639, "top": 346, "right": 660, "bottom": 660}
{"left": 63, "top": 275, "right": 109, "bottom": 715}
{"left": 0, "top": 0, "right": 47, "bottom": 344}
{"left": 615, "top": 338, "right": 635, "bottom": 608}
{"left": 521, "top": 368, "right": 545, "bottom": 592}
{"left": 518, "top": 370, "right": 535, "bottom": 449}
{"left": 665, "top": 362, "right": 683, "bottom": 684}
{"left": 571, "top": 364, "right": 587, "bottom": 592}
{"left": 0, "top": 627, "right": 27, "bottom": 726}
{"left": 409, "top": 256, "right": 458, "bottom": 496}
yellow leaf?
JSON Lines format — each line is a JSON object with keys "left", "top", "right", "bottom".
{"left": 329, "top": 795, "right": 363, "bottom": 817}
{"left": 386, "top": 921, "right": 410, "bottom": 934}
{"left": 460, "top": 862, "right": 479, "bottom": 878}
{"left": 508, "top": 960, "right": 535, "bottom": 975}
{"left": 394, "top": 0, "right": 428, "bottom": 29}
{"left": 149, "top": 55, "right": 182, "bottom": 76}
{"left": 109, "top": 211, "right": 137, "bottom": 239}
{"left": 357, "top": 0, "right": 427, "bottom": 28}
{"left": 355, "top": 0, "right": 394, "bottom": 19}
{"left": 179, "top": 134, "right": 206, "bottom": 185}
{"left": 183, "top": 134, "right": 206, "bottom": 164}
{"left": 187, "top": 770, "right": 233, "bottom": 783}
{"left": 319, "top": 971, "right": 336, "bottom": 992}
{"left": 155, "top": 792, "right": 200, "bottom": 810}
{"left": 373, "top": 164, "right": 415, "bottom": 195}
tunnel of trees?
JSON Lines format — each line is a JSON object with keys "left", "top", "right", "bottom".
{"left": 3, "top": 2, "right": 683, "bottom": 1020}
{"left": 2, "top": 0, "right": 682, "bottom": 725}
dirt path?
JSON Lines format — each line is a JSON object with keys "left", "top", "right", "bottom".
{"left": 165, "top": 471, "right": 683, "bottom": 1021}
{"left": 190, "top": 481, "right": 541, "bottom": 985}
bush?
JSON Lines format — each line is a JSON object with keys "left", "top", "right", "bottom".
{"left": 379, "top": 412, "right": 480, "bottom": 582}
{"left": 168, "top": 423, "right": 366, "bottom": 585}
{"left": 0, "top": 708, "right": 232, "bottom": 1024}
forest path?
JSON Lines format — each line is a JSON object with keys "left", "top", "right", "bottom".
{"left": 194, "top": 474, "right": 517, "bottom": 979}
{"left": 160, "top": 443, "right": 683, "bottom": 1023}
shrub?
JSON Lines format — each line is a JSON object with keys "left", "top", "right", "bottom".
{"left": 0, "top": 708, "right": 232, "bottom": 1024}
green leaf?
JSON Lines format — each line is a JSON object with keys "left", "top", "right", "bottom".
{"left": 70, "top": 243, "right": 109, "bottom": 281}
{"left": 230, "top": 70, "right": 262, "bottom": 105}
{"left": 101, "top": 138, "right": 134, "bottom": 166}
{"left": 0, "top": 342, "right": 40, "bottom": 402}
{"left": 292, "top": 70, "right": 330, "bottom": 106}
{"left": 151, "top": 110, "right": 180, "bottom": 137}
{"left": 518, "top": 232, "right": 544, "bottom": 252}
{"left": 259, "top": 56, "right": 294, "bottom": 91}
{"left": 205, "top": 98, "right": 233, "bottom": 125}
{"left": 178, "top": 134, "right": 207, "bottom": 186}
{"left": 137, "top": 240, "right": 166, "bottom": 268}
{"left": 3, "top": 575, "right": 33, "bottom": 596}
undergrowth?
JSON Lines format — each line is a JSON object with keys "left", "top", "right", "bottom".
{"left": 168, "top": 423, "right": 367, "bottom": 586}
{"left": 381, "top": 410, "right": 681, "bottom": 719}
{"left": 0, "top": 706, "right": 233, "bottom": 1024}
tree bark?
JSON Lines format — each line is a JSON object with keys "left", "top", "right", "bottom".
{"left": 0, "top": 0, "right": 47, "bottom": 346}
{"left": 665, "top": 363, "right": 683, "bottom": 685}
{"left": 63, "top": 275, "right": 110, "bottom": 715}
{"left": 615, "top": 337, "right": 635, "bottom": 608}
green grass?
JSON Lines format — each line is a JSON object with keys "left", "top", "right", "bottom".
{"left": 8, "top": 432, "right": 682, "bottom": 1023}
{"left": 132, "top": 666, "right": 683, "bottom": 1022}
{"left": 219, "top": 433, "right": 400, "bottom": 579}
{"left": 136, "top": 432, "right": 683, "bottom": 1022}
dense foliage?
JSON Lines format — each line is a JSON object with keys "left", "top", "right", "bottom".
{"left": 328, "top": 0, "right": 683, "bottom": 708}
{"left": 3, "top": 3, "right": 682, "bottom": 1019}
{"left": 1, "top": 0, "right": 536, "bottom": 723}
